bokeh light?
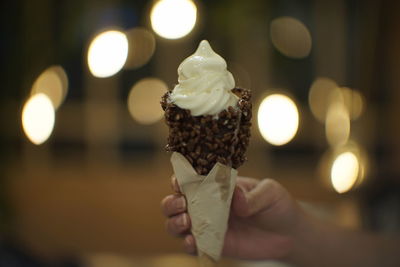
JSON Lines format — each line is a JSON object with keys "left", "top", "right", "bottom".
{"left": 308, "top": 77, "right": 338, "bottom": 123}
{"left": 325, "top": 102, "right": 350, "bottom": 147}
{"left": 127, "top": 78, "right": 168, "bottom": 125}
{"left": 331, "top": 152, "right": 360, "bottom": 194}
{"left": 150, "top": 0, "right": 197, "bottom": 39}
{"left": 270, "top": 16, "right": 312, "bottom": 59}
{"left": 258, "top": 94, "right": 299, "bottom": 146}
{"left": 341, "top": 87, "right": 364, "bottom": 120}
{"left": 31, "top": 65, "right": 68, "bottom": 110}
{"left": 309, "top": 78, "right": 365, "bottom": 124}
{"left": 124, "top": 27, "right": 156, "bottom": 69}
{"left": 87, "top": 30, "right": 128, "bottom": 78}
{"left": 22, "top": 93, "right": 55, "bottom": 145}
{"left": 318, "top": 141, "right": 368, "bottom": 191}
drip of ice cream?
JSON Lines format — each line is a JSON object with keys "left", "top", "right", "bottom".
{"left": 170, "top": 40, "right": 238, "bottom": 116}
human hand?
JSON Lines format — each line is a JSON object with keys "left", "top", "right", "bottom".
{"left": 161, "top": 176, "right": 308, "bottom": 261}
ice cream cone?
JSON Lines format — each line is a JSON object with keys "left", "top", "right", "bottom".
{"left": 161, "top": 40, "right": 252, "bottom": 263}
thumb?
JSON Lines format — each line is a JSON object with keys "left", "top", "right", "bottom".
{"left": 233, "top": 178, "right": 287, "bottom": 218}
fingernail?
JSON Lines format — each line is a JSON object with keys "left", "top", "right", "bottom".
{"left": 184, "top": 235, "right": 196, "bottom": 255}
{"left": 185, "top": 235, "right": 193, "bottom": 247}
{"left": 172, "top": 177, "right": 180, "bottom": 193}
{"left": 176, "top": 196, "right": 186, "bottom": 211}
{"left": 178, "top": 214, "right": 187, "bottom": 227}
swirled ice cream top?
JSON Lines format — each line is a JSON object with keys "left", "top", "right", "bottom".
{"left": 170, "top": 40, "right": 238, "bottom": 116}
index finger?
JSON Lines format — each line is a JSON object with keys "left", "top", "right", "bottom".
{"left": 171, "top": 175, "right": 181, "bottom": 193}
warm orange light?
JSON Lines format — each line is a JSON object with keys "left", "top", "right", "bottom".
{"left": 31, "top": 65, "right": 68, "bottom": 109}
{"left": 124, "top": 27, "right": 156, "bottom": 69}
{"left": 270, "top": 16, "right": 312, "bottom": 58}
{"left": 150, "top": 0, "right": 197, "bottom": 39}
{"left": 87, "top": 30, "right": 128, "bottom": 78}
{"left": 127, "top": 78, "right": 168, "bottom": 124}
{"left": 258, "top": 94, "right": 299, "bottom": 146}
{"left": 325, "top": 102, "right": 350, "bottom": 147}
{"left": 341, "top": 87, "right": 365, "bottom": 120}
{"left": 331, "top": 152, "right": 359, "bottom": 193}
{"left": 22, "top": 94, "right": 55, "bottom": 145}
{"left": 308, "top": 77, "right": 338, "bottom": 123}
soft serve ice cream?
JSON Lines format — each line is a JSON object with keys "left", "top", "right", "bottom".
{"left": 161, "top": 39, "right": 252, "bottom": 174}
{"left": 170, "top": 40, "right": 238, "bottom": 116}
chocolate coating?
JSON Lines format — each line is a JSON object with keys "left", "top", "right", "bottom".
{"left": 161, "top": 88, "right": 252, "bottom": 175}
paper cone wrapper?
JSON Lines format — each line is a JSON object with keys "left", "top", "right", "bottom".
{"left": 199, "top": 251, "right": 217, "bottom": 266}
{"left": 171, "top": 152, "right": 237, "bottom": 261}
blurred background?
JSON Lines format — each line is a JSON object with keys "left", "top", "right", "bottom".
{"left": 1, "top": 0, "right": 400, "bottom": 266}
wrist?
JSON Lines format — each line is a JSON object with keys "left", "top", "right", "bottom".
{"left": 283, "top": 208, "right": 329, "bottom": 266}
{"left": 278, "top": 204, "right": 317, "bottom": 264}
{"left": 285, "top": 214, "right": 400, "bottom": 267}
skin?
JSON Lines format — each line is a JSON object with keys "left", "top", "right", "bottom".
{"left": 161, "top": 176, "right": 400, "bottom": 266}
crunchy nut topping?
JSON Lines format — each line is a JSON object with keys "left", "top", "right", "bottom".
{"left": 161, "top": 88, "right": 252, "bottom": 175}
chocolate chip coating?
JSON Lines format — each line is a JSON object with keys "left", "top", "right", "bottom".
{"left": 161, "top": 88, "right": 252, "bottom": 175}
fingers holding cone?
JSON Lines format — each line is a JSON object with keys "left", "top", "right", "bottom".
{"left": 165, "top": 213, "right": 191, "bottom": 236}
{"left": 184, "top": 234, "right": 197, "bottom": 255}
{"left": 161, "top": 194, "right": 186, "bottom": 217}
{"left": 163, "top": 175, "right": 199, "bottom": 257}
{"left": 171, "top": 175, "right": 181, "bottom": 193}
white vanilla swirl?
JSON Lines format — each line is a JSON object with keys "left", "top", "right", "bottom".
{"left": 170, "top": 40, "right": 238, "bottom": 116}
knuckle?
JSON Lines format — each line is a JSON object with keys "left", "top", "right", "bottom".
{"left": 262, "top": 178, "right": 288, "bottom": 210}
{"left": 246, "top": 178, "right": 287, "bottom": 215}
{"left": 262, "top": 178, "right": 279, "bottom": 188}
{"left": 162, "top": 194, "right": 187, "bottom": 217}
{"left": 161, "top": 195, "right": 171, "bottom": 206}
{"left": 262, "top": 178, "right": 284, "bottom": 195}
{"left": 166, "top": 214, "right": 189, "bottom": 236}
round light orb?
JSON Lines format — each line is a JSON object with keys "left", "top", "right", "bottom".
{"left": 258, "top": 94, "right": 299, "bottom": 146}
{"left": 124, "top": 27, "right": 156, "bottom": 69}
{"left": 340, "top": 87, "right": 365, "bottom": 120}
{"left": 127, "top": 78, "right": 168, "bottom": 125}
{"left": 150, "top": 0, "right": 197, "bottom": 39}
{"left": 308, "top": 77, "right": 338, "bottom": 123}
{"left": 87, "top": 30, "right": 128, "bottom": 78}
{"left": 331, "top": 152, "right": 360, "bottom": 193}
{"left": 325, "top": 102, "right": 350, "bottom": 147}
{"left": 270, "top": 16, "right": 312, "bottom": 59}
{"left": 31, "top": 65, "right": 68, "bottom": 109}
{"left": 22, "top": 93, "right": 55, "bottom": 145}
